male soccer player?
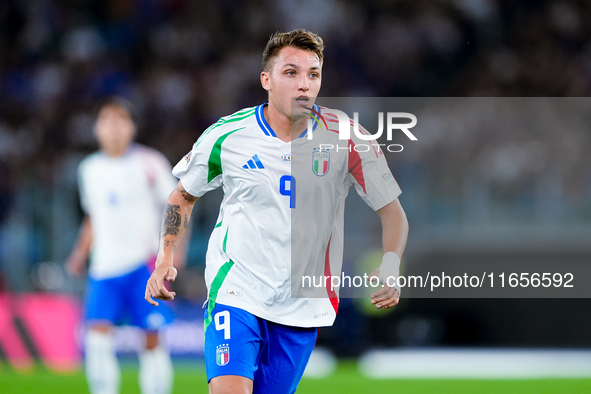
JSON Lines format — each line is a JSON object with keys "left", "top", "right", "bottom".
{"left": 146, "top": 29, "right": 408, "bottom": 394}
{"left": 67, "top": 97, "right": 176, "bottom": 394}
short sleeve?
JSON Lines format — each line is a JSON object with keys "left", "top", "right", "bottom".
{"left": 172, "top": 129, "right": 225, "bottom": 198}
{"left": 347, "top": 134, "right": 401, "bottom": 211}
{"left": 77, "top": 159, "right": 90, "bottom": 214}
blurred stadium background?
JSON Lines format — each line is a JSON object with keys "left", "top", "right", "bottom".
{"left": 1, "top": 0, "right": 591, "bottom": 392}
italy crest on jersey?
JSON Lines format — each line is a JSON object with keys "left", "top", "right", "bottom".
{"left": 312, "top": 147, "right": 330, "bottom": 176}
{"left": 216, "top": 344, "right": 230, "bottom": 366}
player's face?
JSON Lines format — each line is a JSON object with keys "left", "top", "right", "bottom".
{"left": 261, "top": 47, "right": 322, "bottom": 121}
{"left": 94, "top": 105, "right": 135, "bottom": 156}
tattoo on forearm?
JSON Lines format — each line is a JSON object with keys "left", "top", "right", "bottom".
{"left": 176, "top": 185, "right": 198, "bottom": 203}
{"left": 184, "top": 214, "right": 189, "bottom": 229}
{"left": 163, "top": 204, "right": 182, "bottom": 236}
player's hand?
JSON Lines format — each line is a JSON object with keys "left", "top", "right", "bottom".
{"left": 66, "top": 252, "right": 87, "bottom": 278}
{"left": 145, "top": 264, "right": 178, "bottom": 306}
{"left": 369, "top": 269, "right": 400, "bottom": 309}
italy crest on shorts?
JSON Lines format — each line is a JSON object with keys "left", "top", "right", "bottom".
{"left": 312, "top": 147, "right": 330, "bottom": 176}
{"left": 216, "top": 344, "right": 230, "bottom": 366}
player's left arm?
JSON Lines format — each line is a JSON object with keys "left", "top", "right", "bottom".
{"left": 370, "top": 198, "right": 409, "bottom": 309}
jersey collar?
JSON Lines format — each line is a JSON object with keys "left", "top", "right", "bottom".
{"left": 255, "top": 102, "right": 321, "bottom": 139}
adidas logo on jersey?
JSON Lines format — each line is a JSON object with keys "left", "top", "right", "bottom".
{"left": 242, "top": 154, "right": 265, "bottom": 169}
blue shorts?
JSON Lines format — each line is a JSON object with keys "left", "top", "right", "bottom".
{"left": 85, "top": 264, "right": 172, "bottom": 330}
{"left": 204, "top": 303, "right": 318, "bottom": 394}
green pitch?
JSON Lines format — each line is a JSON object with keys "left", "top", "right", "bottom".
{"left": 1, "top": 361, "right": 591, "bottom": 393}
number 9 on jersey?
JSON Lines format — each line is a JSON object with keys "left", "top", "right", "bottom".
{"left": 279, "top": 175, "right": 296, "bottom": 209}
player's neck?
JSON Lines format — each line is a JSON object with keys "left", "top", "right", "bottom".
{"left": 101, "top": 144, "right": 130, "bottom": 158}
{"left": 264, "top": 104, "right": 306, "bottom": 142}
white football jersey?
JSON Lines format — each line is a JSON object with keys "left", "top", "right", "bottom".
{"left": 173, "top": 104, "right": 401, "bottom": 327}
{"left": 78, "top": 144, "right": 177, "bottom": 279}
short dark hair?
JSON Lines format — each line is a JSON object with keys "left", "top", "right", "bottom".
{"left": 262, "top": 29, "right": 324, "bottom": 72}
{"left": 95, "top": 96, "right": 137, "bottom": 124}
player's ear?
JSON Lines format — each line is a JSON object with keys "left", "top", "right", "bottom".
{"left": 92, "top": 118, "right": 103, "bottom": 142}
{"left": 261, "top": 71, "right": 271, "bottom": 91}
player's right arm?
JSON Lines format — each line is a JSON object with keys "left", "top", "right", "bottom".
{"left": 145, "top": 181, "right": 198, "bottom": 306}
{"left": 66, "top": 216, "right": 93, "bottom": 277}
{"left": 67, "top": 159, "right": 94, "bottom": 277}
{"left": 146, "top": 114, "right": 234, "bottom": 305}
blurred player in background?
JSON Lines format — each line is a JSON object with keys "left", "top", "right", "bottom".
{"left": 146, "top": 29, "right": 408, "bottom": 394}
{"left": 67, "top": 97, "right": 177, "bottom": 394}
